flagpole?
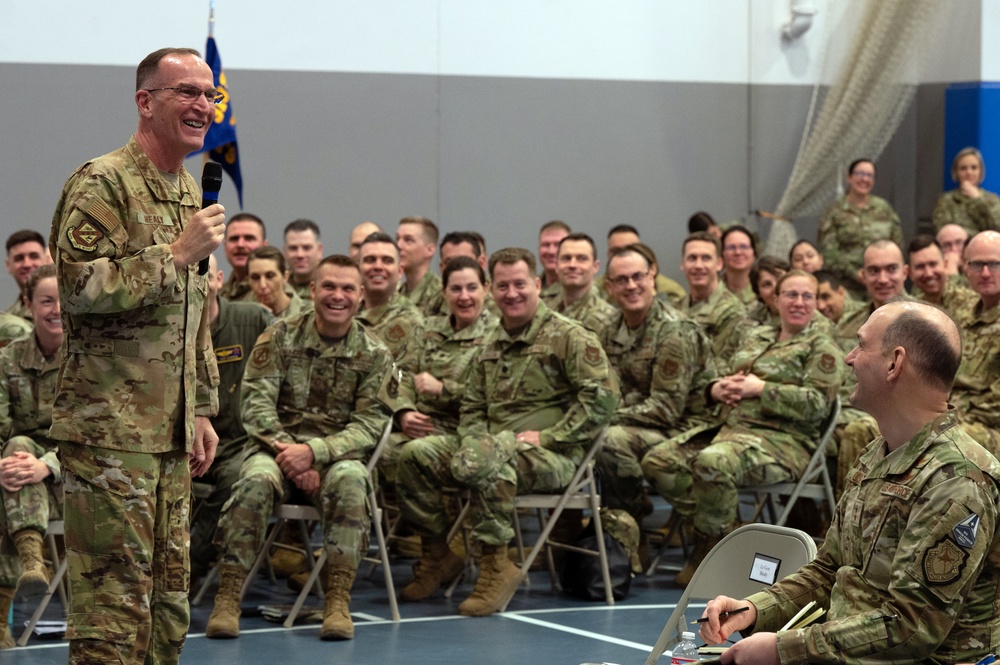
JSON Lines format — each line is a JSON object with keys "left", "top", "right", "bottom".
{"left": 208, "top": 0, "right": 215, "bottom": 38}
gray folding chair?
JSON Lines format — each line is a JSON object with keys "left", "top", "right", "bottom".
{"left": 17, "top": 520, "right": 69, "bottom": 647}
{"left": 282, "top": 418, "right": 400, "bottom": 625}
{"left": 643, "top": 523, "right": 817, "bottom": 664}
{"left": 506, "top": 427, "right": 613, "bottom": 608}
{"left": 743, "top": 396, "right": 840, "bottom": 528}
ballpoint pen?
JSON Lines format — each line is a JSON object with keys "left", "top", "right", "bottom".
{"left": 694, "top": 606, "right": 750, "bottom": 623}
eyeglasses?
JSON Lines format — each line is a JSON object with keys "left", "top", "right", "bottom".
{"left": 609, "top": 271, "right": 650, "bottom": 287}
{"left": 144, "top": 85, "right": 224, "bottom": 105}
{"left": 724, "top": 244, "right": 752, "bottom": 253}
{"left": 967, "top": 260, "right": 1000, "bottom": 273}
{"left": 851, "top": 171, "right": 876, "bottom": 179}
{"left": 779, "top": 291, "right": 815, "bottom": 303}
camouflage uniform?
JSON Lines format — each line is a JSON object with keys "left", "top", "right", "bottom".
{"left": 817, "top": 195, "right": 902, "bottom": 296}
{"left": 49, "top": 135, "right": 219, "bottom": 664}
{"left": 951, "top": 298, "right": 1000, "bottom": 457}
{"left": 679, "top": 282, "right": 747, "bottom": 374}
{"left": 275, "top": 290, "right": 306, "bottom": 321}
{"left": 190, "top": 298, "right": 274, "bottom": 578}
{"left": 0, "top": 333, "right": 63, "bottom": 587}
{"left": 289, "top": 279, "right": 312, "bottom": 301}
{"left": 402, "top": 303, "right": 618, "bottom": 545}
{"left": 724, "top": 279, "right": 757, "bottom": 307}
{"left": 912, "top": 274, "right": 977, "bottom": 320}
{"left": 358, "top": 292, "right": 425, "bottom": 373}
{"left": 553, "top": 284, "right": 618, "bottom": 335}
{"left": 643, "top": 317, "right": 843, "bottom": 536}
{"left": 396, "top": 310, "right": 496, "bottom": 535}
{"left": 219, "top": 272, "right": 255, "bottom": 303}
{"left": 933, "top": 188, "right": 1000, "bottom": 234}
{"left": 832, "top": 304, "right": 881, "bottom": 496}
{"left": 745, "top": 411, "right": 1000, "bottom": 663}
{"left": 216, "top": 312, "right": 393, "bottom": 572}
{"left": 596, "top": 300, "right": 719, "bottom": 518}
{"left": 5, "top": 297, "right": 31, "bottom": 322}
{"left": 745, "top": 300, "right": 777, "bottom": 328}
{"left": 401, "top": 271, "right": 446, "bottom": 319}
{"left": 0, "top": 313, "right": 31, "bottom": 347}
{"left": 540, "top": 278, "right": 562, "bottom": 306}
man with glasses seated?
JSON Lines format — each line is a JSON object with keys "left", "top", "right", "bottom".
{"left": 950, "top": 231, "right": 1000, "bottom": 458}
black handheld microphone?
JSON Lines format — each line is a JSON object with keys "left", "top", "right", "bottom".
{"left": 199, "top": 161, "right": 224, "bottom": 275}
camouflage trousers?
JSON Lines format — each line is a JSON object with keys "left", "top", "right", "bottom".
{"left": 216, "top": 451, "right": 371, "bottom": 571}
{"left": 834, "top": 410, "right": 879, "bottom": 500}
{"left": 189, "top": 437, "right": 248, "bottom": 580}
{"left": 643, "top": 425, "right": 809, "bottom": 538}
{"left": 1, "top": 436, "right": 63, "bottom": 587}
{"left": 398, "top": 432, "right": 578, "bottom": 546}
{"left": 595, "top": 425, "right": 665, "bottom": 519}
{"left": 59, "top": 442, "right": 190, "bottom": 665}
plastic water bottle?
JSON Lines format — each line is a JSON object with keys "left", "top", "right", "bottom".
{"left": 671, "top": 631, "right": 701, "bottom": 664}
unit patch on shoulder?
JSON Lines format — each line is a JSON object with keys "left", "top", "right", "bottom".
{"left": 819, "top": 353, "right": 836, "bottom": 373}
{"left": 923, "top": 537, "right": 967, "bottom": 586}
{"left": 952, "top": 513, "right": 980, "bottom": 549}
{"left": 584, "top": 344, "right": 602, "bottom": 366}
{"left": 68, "top": 222, "right": 104, "bottom": 252}
{"left": 215, "top": 344, "right": 244, "bottom": 365}
{"left": 661, "top": 357, "right": 679, "bottom": 376}
{"left": 251, "top": 346, "right": 271, "bottom": 369}
{"left": 386, "top": 324, "right": 406, "bottom": 343}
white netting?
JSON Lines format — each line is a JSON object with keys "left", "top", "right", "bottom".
{"left": 763, "top": 0, "right": 949, "bottom": 259}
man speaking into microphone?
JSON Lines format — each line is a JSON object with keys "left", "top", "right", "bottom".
{"left": 49, "top": 47, "right": 225, "bottom": 664}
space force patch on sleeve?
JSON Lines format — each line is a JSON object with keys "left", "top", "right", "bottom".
{"left": 952, "top": 513, "right": 980, "bottom": 549}
{"left": 923, "top": 537, "right": 967, "bottom": 586}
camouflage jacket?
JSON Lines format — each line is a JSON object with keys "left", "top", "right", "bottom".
{"left": 680, "top": 282, "right": 747, "bottom": 374}
{"left": 219, "top": 272, "right": 255, "bottom": 303}
{"left": 5, "top": 296, "right": 31, "bottom": 322}
{"left": 933, "top": 188, "right": 1000, "bottom": 234}
{"left": 817, "top": 195, "right": 902, "bottom": 294}
{"left": 401, "top": 270, "right": 446, "bottom": 319}
{"left": 597, "top": 273, "right": 687, "bottom": 309}
{"left": 289, "top": 279, "right": 313, "bottom": 301}
{"left": 952, "top": 299, "right": 1000, "bottom": 429}
{"left": 600, "top": 299, "right": 718, "bottom": 436}
{"left": 724, "top": 316, "right": 843, "bottom": 449}
{"left": 0, "top": 313, "right": 31, "bottom": 349}
{"left": 49, "top": 136, "right": 219, "bottom": 452}
{"left": 553, "top": 284, "right": 618, "bottom": 335}
{"left": 0, "top": 333, "right": 62, "bottom": 479}
{"left": 241, "top": 312, "right": 394, "bottom": 467}
{"left": 912, "top": 274, "right": 977, "bottom": 320}
{"left": 398, "top": 309, "right": 497, "bottom": 432}
{"left": 358, "top": 292, "right": 425, "bottom": 372}
{"left": 459, "top": 301, "right": 619, "bottom": 462}
{"left": 210, "top": 296, "right": 274, "bottom": 444}
{"left": 747, "top": 411, "right": 1000, "bottom": 663}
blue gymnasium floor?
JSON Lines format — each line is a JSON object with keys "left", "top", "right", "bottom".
{"left": 4, "top": 541, "right": 694, "bottom": 665}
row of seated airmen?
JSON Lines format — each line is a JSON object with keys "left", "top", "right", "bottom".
{"left": 0, "top": 214, "right": 998, "bottom": 646}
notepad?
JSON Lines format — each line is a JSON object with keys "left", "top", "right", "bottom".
{"left": 779, "top": 600, "right": 826, "bottom": 631}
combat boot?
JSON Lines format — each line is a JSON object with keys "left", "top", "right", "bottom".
{"left": 458, "top": 544, "right": 522, "bottom": 617}
{"left": 674, "top": 533, "right": 721, "bottom": 588}
{"left": 320, "top": 564, "right": 356, "bottom": 640}
{"left": 0, "top": 586, "right": 15, "bottom": 649}
{"left": 399, "top": 535, "right": 465, "bottom": 602}
{"left": 205, "top": 564, "right": 245, "bottom": 639}
{"left": 13, "top": 529, "right": 48, "bottom": 598}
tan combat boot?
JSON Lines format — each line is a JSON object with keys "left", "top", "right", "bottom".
{"left": 205, "top": 564, "right": 246, "bottom": 639}
{"left": 399, "top": 535, "right": 466, "bottom": 602}
{"left": 674, "top": 534, "right": 721, "bottom": 588}
{"left": 0, "top": 586, "right": 15, "bottom": 649}
{"left": 458, "top": 544, "right": 522, "bottom": 617}
{"left": 13, "top": 529, "right": 48, "bottom": 598}
{"left": 320, "top": 564, "right": 356, "bottom": 641}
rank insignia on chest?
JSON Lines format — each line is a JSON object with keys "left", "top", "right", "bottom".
{"left": 923, "top": 537, "right": 967, "bottom": 586}
{"left": 952, "top": 513, "right": 980, "bottom": 549}
{"left": 68, "top": 222, "right": 104, "bottom": 251}
{"left": 215, "top": 344, "right": 244, "bottom": 365}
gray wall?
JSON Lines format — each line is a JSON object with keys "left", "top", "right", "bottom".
{"left": 0, "top": 62, "right": 948, "bottom": 306}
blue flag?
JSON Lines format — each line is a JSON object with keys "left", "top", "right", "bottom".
{"left": 191, "top": 36, "right": 243, "bottom": 206}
